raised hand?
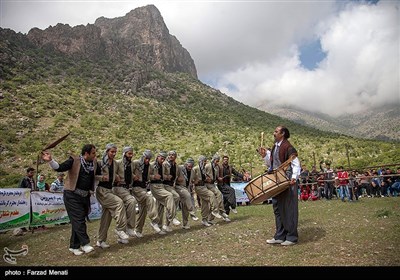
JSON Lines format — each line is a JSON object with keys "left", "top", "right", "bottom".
{"left": 41, "top": 151, "right": 52, "bottom": 162}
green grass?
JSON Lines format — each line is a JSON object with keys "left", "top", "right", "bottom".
{"left": 1, "top": 197, "right": 399, "bottom": 266}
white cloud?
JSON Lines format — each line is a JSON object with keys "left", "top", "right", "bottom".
{"left": 216, "top": 1, "right": 399, "bottom": 116}
{"left": 1, "top": 1, "right": 398, "bottom": 117}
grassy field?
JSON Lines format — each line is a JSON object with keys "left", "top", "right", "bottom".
{"left": 0, "top": 197, "right": 399, "bottom": 267}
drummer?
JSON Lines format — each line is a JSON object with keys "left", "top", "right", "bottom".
{"left": 259, "top": 125, "right": 301, "bottom": 246}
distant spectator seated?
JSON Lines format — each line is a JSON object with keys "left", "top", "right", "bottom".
{"left": 300, "top": 185, "right": 310, "bottom": 201}
{"left": 371, "top": 172, "right": 382, "bottom": 197}
{"left": 309, "top": 185, "right": 319, "bottom": 201}
{"left": 50, "top": 173, "right": 65, "bottom": 192}
{"left": 37, "top": 174, "right": 50, "bottom": 191}
{"left": 381, "top": 169, "right": 392, "bottom": 197}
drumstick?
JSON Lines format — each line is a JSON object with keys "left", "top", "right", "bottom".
{"left": 260, "top": 132, "right": 264, "bottom": 148}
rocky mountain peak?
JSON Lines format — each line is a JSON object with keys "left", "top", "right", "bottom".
{"left": 27, "top": 5, "right": 197, "bottom": 78}
{"left": 27, "top": 23, "right": 105, "bottom": 60}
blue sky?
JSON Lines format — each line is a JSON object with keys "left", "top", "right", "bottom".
{"left": 300, "top": 0, "right": 379, "bottom": 70}
{"left": 1, "top": 0, "right": 398, "bottom": 116}
{"left": 299, "top": 40, "right": 326, "bottom": 70}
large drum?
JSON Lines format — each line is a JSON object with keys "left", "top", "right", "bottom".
{"left": 244, "top": 168, "right": 290, "bottom": 204}
{"left": 244, "top": 155, "right": 295, "bottom": 204}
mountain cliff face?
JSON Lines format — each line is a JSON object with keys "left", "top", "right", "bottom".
{"left": 27, "top": 24, "right": 106, "bottom": 60}
{"left": 26, "top": 5, "right": 197, "bottom": 79}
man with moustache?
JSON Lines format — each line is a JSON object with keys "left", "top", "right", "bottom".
{"left": 264, "top": 126, "right": 301, "bottom": 246}
{"left": 149, "top": 151, "right": 177, "bottom": 233}
{"left": 175, "top": 157, "right": 199, "bottom": 229}
{"left": 131, "top": 150, "right": 163, "bottom": 236}
{"left": 112, "top": 146, "right": 138, "bottom": 241}
{"left": 96, "top": 143, "right": 129, "bottom": 247}
{"left": 42, "top": 144, "right": 101, "bottom": 255}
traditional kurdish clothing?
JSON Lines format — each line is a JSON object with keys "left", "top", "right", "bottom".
{"left": 270, "top": 138, "right": 300, "bottom": 243}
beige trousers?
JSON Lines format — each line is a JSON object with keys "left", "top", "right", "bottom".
{"left": 206, "top": 183, "right": 225, "bottom": 220}
{"left": 112, "top": 186, "right": 137, "bottom": 230}
{"left": 96, "top": 186, "right": 127, "bottom": 242}
{"left": 175, "top": 185, "right": 194, "bottom": 226}
{"left": 194, "top": 185, "right": 215, "bottom": 221}
{"left": 150, "top": 183, "right": 176, "bottom": 227}
{"left": 131, "top": 187, "right": 158, "bottom": 234}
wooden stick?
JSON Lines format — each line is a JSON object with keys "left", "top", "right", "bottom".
{"left": 260, "top": 132, "right": 264, "bottom": 148}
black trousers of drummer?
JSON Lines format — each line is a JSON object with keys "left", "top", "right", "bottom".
{"left": 217, "top": 184, "right": 236, "bottom": 215}
{"left": 272, "top": 182, "right": 298, "bottom": 243}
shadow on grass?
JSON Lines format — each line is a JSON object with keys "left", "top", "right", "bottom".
{"left": 85, "top": 215, "right": 254, "bottom": 258}
{"left": 298, "top": 226, "right": 326, "bottom": 244}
